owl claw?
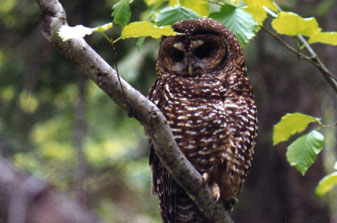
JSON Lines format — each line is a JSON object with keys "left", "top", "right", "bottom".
{"left": 202, "top": 172, "right": 209, "bottom": 183}
{"left": 211, "top": 183, "right": 221, "bottom": 202}
{"left": 202, "top": 173, "right": 221, "bottom": 202}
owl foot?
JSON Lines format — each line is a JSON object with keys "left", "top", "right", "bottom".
{"left": 202, "top": 173, "right": 221, "bottom": 202}
{"left": 202, "top": 172, "right": 210, "bottom": 182}
{"left": 211, "top": 183, "right": 221, "bottom": 202}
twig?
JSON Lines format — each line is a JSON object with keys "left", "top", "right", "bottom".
{"left": 34, "top": 0, "right": 234, "bottom": 222}
{"left": 100, "top": 32, "right": 133, "bottom": 114}
{"left": 266, "top": 2, "right": 337, "bottom": 94}
{"left": 319, "top": 120, "right": 337, "bottom": 129}
{"left": 261, "top": 26, "right": 337, "bottom": 93}
{"left": 297, "top": 34, "right": 337, "bottom": 92}
{"left": 110, "top": 42, "right": 134, "bottom": 117}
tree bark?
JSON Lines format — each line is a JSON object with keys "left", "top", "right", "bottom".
{"left": 74, "top": 73, "right": 87, "bottom": 206}
{"left": 324, "top": 4, "right": 337, "bottom": 223}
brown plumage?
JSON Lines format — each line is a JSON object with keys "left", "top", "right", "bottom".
{"left": 148, "top": 18, "right": 258, "bottom": 223}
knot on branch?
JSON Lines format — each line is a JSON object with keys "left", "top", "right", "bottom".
{"left": 38, "top": 0, "right": 67, "bottom": 40}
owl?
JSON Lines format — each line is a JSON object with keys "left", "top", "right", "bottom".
{"left": 148, "top": 18, "right": 258, "bottom": 223}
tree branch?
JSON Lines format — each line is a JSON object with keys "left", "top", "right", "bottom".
{"left": 264, "top": 3, "right": 337, "bottom": 94}
{"left": 297, "top": 34, "right": 337, "bottom": 93}
{"left": 261, "top": 26, "right": 337, "bottom": 94}
{"left": 34, "top": 0, "right": 233, "bottom": 222}
{"left": 0, "top": 156, "right": 98, "bottom": 223}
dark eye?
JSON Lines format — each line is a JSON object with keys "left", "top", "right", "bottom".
{"left": 195, "top": 42, "right": 214, "bottom": 59}
{"left": 171, "top": 49, "right": 184, "bottom": 62}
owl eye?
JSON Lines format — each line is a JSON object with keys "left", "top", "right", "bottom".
{"left": 171, "top": 49, "right": 184, "bottom": 62}
{"left": 194, "top": 42, "right": 215, "bottom": 59}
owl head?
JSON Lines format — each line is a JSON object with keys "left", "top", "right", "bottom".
{"left": 156, "top": 18, "right": 245, "bottom": 78}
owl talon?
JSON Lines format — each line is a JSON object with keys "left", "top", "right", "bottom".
{"left": 211, "top": 183, "right": 221, "bottom": 202}
{"left": 202, "top": 172, "right": 209, "bottom": 183}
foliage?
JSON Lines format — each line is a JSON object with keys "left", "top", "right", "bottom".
{"left": 273, "top": 113, "right": 320, "bottom": 146}
{"left": 174, "top": 0, "right": 210, "bottom": 17}
{"left": 61, "top": 0, "right": 337, "bottom": 48}
{"left": 316, "top": 171, "right": 337, "bottom": 197}
{"left": 271, "top": 11, "right": 337, "bottom": 46}
{"left": 286, "top": 130, "right": 324, "bottom": 176}
{"left": 273, "top": 113, "right": 324, "bottom": 175}
{"left": 272, "top": 12, "right": 321, "bottom": 36}
{"left": 309, "top": 32, "right": 337, "bottom": 46}
{"left": 243, "top": 0, "right": 277, "bottom": 25}
{"left": 154, "top": 5, "right": 200, "bottom": 26}
{"left": 209, "top": 5, "right": 258, "bottom": 46}
{"left": 273, "top": 111, "right": 337, "bottom": 195}
{"left": 121, "top": 21, "right": 177, "bottom": 39}
{"left": 111, "top": 0, "right": 132, "bottom": 28}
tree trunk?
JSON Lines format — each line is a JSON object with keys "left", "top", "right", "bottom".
{"left": 74, "top": 73, "right": 87, "bottom": 206}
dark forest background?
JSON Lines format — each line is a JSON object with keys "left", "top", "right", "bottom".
{"left": 1, "top": 0, "right": 337, "bottom": 222}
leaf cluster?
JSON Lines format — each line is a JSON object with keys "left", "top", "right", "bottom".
{"left": 58, "top": 0, "right": 337, "bottom": 49}
{"left": 273, "top": 113, "right": 337, "bottom": 197}
{"left": 272, "top": 11, "right": 337, "bottom": 45}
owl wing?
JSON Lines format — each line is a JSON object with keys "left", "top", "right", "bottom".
{"left": 214, "top": 76, "right": 257, "bottom": 206}
{"left": 149, "top": 149, "right": 177, "bottom": 222}
{"left": 148, "top": 79, "right": 177, "bottom": 223}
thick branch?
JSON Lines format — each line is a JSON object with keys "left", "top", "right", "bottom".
{"left": 34, "top": 0, "right": 233, "bottom": 222}
{"left": 0, "top": 157, "right": 98, "bottom": 223}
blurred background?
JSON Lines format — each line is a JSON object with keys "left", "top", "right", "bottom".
{"left": 1, "top": 0, "right": 336, "bottom": 222}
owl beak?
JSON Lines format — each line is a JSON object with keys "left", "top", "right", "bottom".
{"left": 188, "top": 64, "right": 193, "bottom": 76}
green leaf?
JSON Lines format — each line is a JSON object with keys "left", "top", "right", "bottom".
{"left": 136, "top": 37, "right": 146, "bottom": 50}
{"left": 286, "top": 130, "right": 324, "bottom": 175}
{"left": 154, "top": 5, "right": 200, "bottom": 26}
{"left": 121, "top": 21, "right": 177, "bottom": 39}
{"left": 179, "top": 0, "right": 209, "bottom": 17}
{"left": 112, "top": 0, "right": 131, "bottom": 28}
{"left": 144, "top": 0, "right": 157, "bottom": 6}
{"left": 244, "top": 0, "right": 277, "bottom": 11}
{"left": 273, "top": 112, "right": 319, "bottom": 145}
{"left": 316, "top": 171, "right": 337, "bottom": 197}
{"left": 209, "top": 5, "right": 258, "bottom": 47}
{"left": 272, "top": 12, "right": 321, "bottom": 36}
{"left": 243, "top": 0, "right": 278, "bottom": 25}
{"left": 244, "top": 7, "right": 267, "bottom": 26}
{"left": 227, "top": 0, "right": 240, "bottom": 4}
{"left": 308, "top": 32, "right": 337, "bottom": 46}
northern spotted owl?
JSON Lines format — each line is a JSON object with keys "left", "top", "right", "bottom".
{"left": 148, "top": 18, "right": 258, "bottom": 223}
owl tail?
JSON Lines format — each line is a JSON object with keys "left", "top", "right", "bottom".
{"left": 150, "top": 148, "right": 209, "bottom": 223}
